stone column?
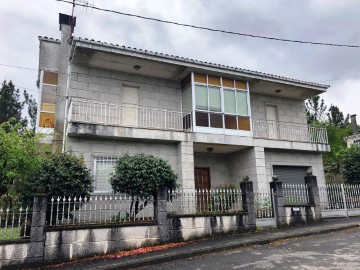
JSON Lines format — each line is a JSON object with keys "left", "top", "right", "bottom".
{"left": 27, "top": 188, "right": 48, "bottom": 263}
{"left": 240, "top": 179, "right": 256, "bottom": 229}
{"left": 305, "top": 174, "right": 322, "bottom": 220}
{"left": 270, "top": 180, "right": 286, "bottom": 227}
{"left": 177, "top": 141, "right": 195, "bottom": 189}
{"left": 155, "top": 187, "right": 169, "bottom": 242}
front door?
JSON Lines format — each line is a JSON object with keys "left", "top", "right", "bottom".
{"left": 194, "top": 168, "right": 211, "bottom": 212}
{"left": 195, "top": 168, "right": 211, "bottom": 190}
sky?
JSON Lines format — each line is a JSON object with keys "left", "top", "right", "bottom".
{"left": 1, "top": 0, "right": 359, "bottom": 123}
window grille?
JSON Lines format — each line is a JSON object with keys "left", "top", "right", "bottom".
{"left": 93, "top": 156, "right": 118, "bottom": 193}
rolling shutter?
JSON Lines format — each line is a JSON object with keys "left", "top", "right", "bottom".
{"left": 273, "top": 166, "right": 308, "bottom": 184}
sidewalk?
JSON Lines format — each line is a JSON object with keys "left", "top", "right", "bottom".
{"left": 38, "top": 217, "right": 360, "bottom": 270}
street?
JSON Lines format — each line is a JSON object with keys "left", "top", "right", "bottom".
{"left": 138, "top": 228, "right": 360, "bottom": 270}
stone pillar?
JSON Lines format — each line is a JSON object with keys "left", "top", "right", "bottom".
{"left": 155, "top": 187, "right": 169, "bottom": 242}
{"left": 27, "top": 188, "right": 48, "bottom": 263}
{"left": 240, "top": 180, "right": 256, "bottom": 229}
{"left": 270, "top": 180, "right": 286, "bottom": 227}
{"left": 177, "top": 141, "right": 195, "bottom": 189}
{"left": 305, "top": 174, "right": 322, "bottom": 220}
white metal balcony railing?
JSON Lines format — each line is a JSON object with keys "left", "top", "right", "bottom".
{"left": 252, "top": 120, "right": 328, "bottom": 144}
{"left": 69, "top": 99, "right": 192, "bottom": 132}
{"left": 69, "top": 99, "right": 328, "bottom": 144}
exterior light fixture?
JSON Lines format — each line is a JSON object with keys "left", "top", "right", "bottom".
{"left": 206, "top": 147, "right": 214, "bottom": 153}
{"left": 133, "top": 65, "right": 141, "bottom": 71}
{"left": 275, "top": 89, "right": 282, "bottom": 93}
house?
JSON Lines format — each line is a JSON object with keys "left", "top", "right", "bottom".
{"left": 344, "top": 114, "right": 360, "bottom": 147}
{"left": 36, "top": 14, "right": 330, "bottom": 193}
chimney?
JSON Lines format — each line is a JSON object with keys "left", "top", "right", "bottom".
{"left": 59, "top": 13, "right": 76, "bottom": 32}
{"left": 351, "top": 114, "right": 358, "bottom": 134}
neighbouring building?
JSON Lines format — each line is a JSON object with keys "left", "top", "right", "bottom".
{"left": 345, "top": 114, "right": 360, "bottom": 147}
{"left": 36, "top": 14, "right": 331, "bottom": 193}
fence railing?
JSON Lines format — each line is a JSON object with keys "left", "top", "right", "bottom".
{"left": 253, "top": 120, "right": 328, "bottom": 144}
{"left": 0, "top": 206, "right": 30, "bottom": 241}
{"left": 283, "top": 183, "right": 310, "bottom": 205}
{"left": 254, "top": 190, "right": 274, "bottom": 219}
{"left": 47, "top": 195, "right": 155, "bottom": 226}
{"left": 69, "top": 98, "right": 192, "bottom": 132}
{"left": 319, "top": 184, "right": 360, "bottom": 212}
{"left": 167, "top": 188, "right": 243, "bottom": 215}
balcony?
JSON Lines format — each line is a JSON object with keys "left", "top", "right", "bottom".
{"left": 69, "top": 99, "right": 328, "bottom": 145}
{"left": 253, "top": 120, "right": 328, "bottom": 144}
{"left": 69, "top": 99, "right": 192, "bottom": 132}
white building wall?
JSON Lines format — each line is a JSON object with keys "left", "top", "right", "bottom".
{"left": 250, "top": 93, "right": 307, "bottom": 125}
{"left": 69, "top": 65, "right": 181, "bottom": 110}
{"left": 194, "top": 153, "right": 232, "bottom": 187}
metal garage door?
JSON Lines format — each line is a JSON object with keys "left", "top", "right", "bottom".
{"left": 273, "top": 166, "right": 308, "bottom": 184}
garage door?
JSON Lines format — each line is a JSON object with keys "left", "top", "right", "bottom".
{"left": 273, "top": 166, "right": 308, "bottom": 184}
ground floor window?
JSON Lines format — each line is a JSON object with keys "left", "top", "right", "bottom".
{"left": 93, "top": 156, "right": 118, "bottom": 193}
{"left": 273, "top": 165, "right": 309, "bottom": 184}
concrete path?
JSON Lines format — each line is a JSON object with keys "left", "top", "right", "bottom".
{"left": 36, "top": 217, "right": 360, "bottom": 270}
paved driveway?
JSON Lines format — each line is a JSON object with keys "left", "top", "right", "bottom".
{"left": 138, "top": 228, "right": 360, "bottom": 270}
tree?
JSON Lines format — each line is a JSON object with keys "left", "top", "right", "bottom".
{"left": 327, "top": 104, "right": 350, "bottom": 128}
{"left": 305, "top": 95, "right": 327, "bottom": 124}
{"left": 0, "top": 120, "right": 44, "bottom": 208}
{"left": 341, "top": 145, "right": 360, "bottom": 184}
{"left": 22, "top": 152, "right": 94, "bottom": 206}
{"left": 0, "top": 80, "right": 37, "bottom": 129}
{"left": 110, "top": 154, "right": 177, "bottom": 220}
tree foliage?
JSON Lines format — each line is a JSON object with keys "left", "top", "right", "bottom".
{"left": 21, "top": 152, "right": 94, "bottom": 206}
{"left": 327, "top": 104, "right": 350, "bottom": 128}
{"left": 0, "top": 80, "right": 37, "bottom": 129}
{"left": 110, "top": 154, "right": 177, "bottom": 219}
{"left": 0, "top": 120, "right": 44, "bottom": 208}
{"left": 341, "top": 145, "right": 360, "bottom": 184}
{"left": 305, "top": 95, "right": 327, "bottom": 124}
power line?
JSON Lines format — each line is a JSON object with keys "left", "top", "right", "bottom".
{"left": 0, "top": 64, "right": 38, "bottom": 71}
{"left": 318, "top": 74, "right": 360, "bottom": 82}
{"left": 56, "top": 0, "right": 360, "bottom": 48}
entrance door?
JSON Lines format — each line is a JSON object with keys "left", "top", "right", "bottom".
{"left": 194, "top": 168, "right": 211, "bottom": 212}
{"left": 122, "top": 85, "right": 139, "bottom": 126}
{"left": 195, "top": 168, "right": 211, "bottom": 190}
{"left": 266, "top": 105, "right": 278, "bottom": 139}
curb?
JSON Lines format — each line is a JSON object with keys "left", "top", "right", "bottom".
{"left": 101, "top": 223, "right": 359, "bottom": 270}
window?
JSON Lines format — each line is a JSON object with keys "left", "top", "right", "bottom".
{"left": 39, "top": 71, "right": 58, "bottom": 128}
{"left": 354, "top": 140, "right": 360, "bottom": 146}
{"left": 191, "top": 73, "right": 250, "bottom": 131}
{"left": 94, "top": 157, "right": 118, "bottom": 193}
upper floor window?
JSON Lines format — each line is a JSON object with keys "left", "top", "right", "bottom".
{"left": 181, "top": 73, "right": 250, "bottom": 132}
{"left": 38, "top": 71, "right": 58, "bottom": 129}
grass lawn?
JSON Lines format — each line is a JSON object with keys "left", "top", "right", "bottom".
{"left": 0, "top": 227, "right": 22, "bottom": 241}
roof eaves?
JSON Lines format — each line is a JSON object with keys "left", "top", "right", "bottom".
{"left": 73, "top": 37, "right": 330, "bottom": 89}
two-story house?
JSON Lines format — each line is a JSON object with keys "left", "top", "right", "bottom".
{"left": 36, "top": 14, "right": 330, "bottom": 193}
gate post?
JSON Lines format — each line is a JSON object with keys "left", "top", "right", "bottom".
{"left": 270, "top": 178, "right": 286, "bottom": 227}
{"left": 240, "top": 177, "right": 256, "bottom": 230}
{"left": 304, "top": 173, "right": 322, "bottom": 220}
{"left": 155, "top": 187, "right": 169, "bottom": 242}
{"left": 27, "top": 187, "right": 47, "bottom": 263}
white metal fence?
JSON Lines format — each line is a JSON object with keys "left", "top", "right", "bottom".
{"left": 283, "top": 183, "right": 310, "bottom": 205}
{"left": 0, "top": 206, "right": 30, "bottom": 241}
{"left": 167, "top": 189, "right": 244, "bottom": 215}
{"left": 319, "top": 184, "right": 360, "bottom": 217}
{"left": 254, "top": 190, "right": 274, "bottom": 219}
{"left": 70, "top": 98, "right": 192, "bottom": 131}
{"left": 47, "top": 195, "right": 155, "bottom": 226}
{"left": 253, "top": 120, "right": 328, "bottom": 144}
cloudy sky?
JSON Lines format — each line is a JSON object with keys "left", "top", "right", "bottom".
{"left": 1, "top": 0, "right": 359, "bottom": 123}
